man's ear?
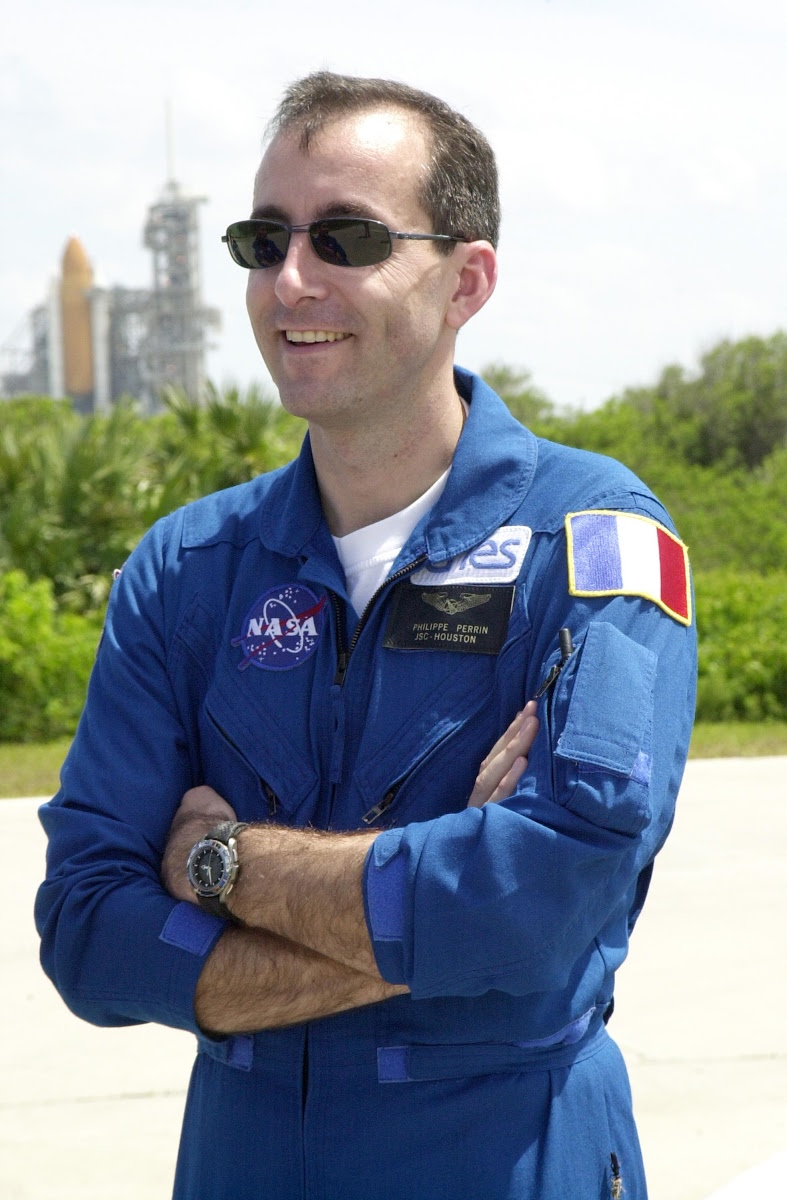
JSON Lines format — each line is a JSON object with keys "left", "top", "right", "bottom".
{"left": 445, "top": 242, "right": 498, "bottom": 331}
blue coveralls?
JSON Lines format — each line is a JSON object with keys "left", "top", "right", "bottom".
{"left": 36, "top": 370, "right": 697, "bottom": 1199}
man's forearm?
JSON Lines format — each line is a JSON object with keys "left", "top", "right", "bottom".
{"left": 163, "top": 708, "right": 539, "bottom": 985}
{"left": 159, "top": 794, "right": 381, "bottom": 977}
{"left": 227, "top": 826, "right": 380, "bottom": 976}
{"left": 195, "top": 924, "right": 406, "bottom": 1034}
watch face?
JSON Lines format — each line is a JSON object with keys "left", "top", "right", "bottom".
{"left": 188, "top": 840, "right": 230, "bottom": 897}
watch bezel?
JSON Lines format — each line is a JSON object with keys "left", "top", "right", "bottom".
{"left": 187, "top": 836, "right": 237, "bottom": 900}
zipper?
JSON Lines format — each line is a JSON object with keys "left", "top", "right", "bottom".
{"left": 537, "top": 631, "right": 577, "bottom": 802}
{"left": 326, "top": 555, "right": 426, "bottom": 823}
{"left": 359, "top": 691, "right": 480, "bottom": 826}
{"left": 330, "top": 554, "right": 427, "bottom": 688}
{"left": 361, "top": 783, "right": 402, "bottom": 826}
{"left": 206, "top": 711, "right": 279, "bottom": 818}
{"left": 329, "top": 589, "right": 349, "bottom": 686}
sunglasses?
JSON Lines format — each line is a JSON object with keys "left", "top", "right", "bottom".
{"left": 222, "top": 218, "right": 465, "bottom": 270}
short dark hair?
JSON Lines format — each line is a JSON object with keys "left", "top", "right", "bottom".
{"left": 267, "top": 71, "right": 500, "bottom": 251}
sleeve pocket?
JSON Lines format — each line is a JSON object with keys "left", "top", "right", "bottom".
{"left": 554, "top": 622, "right": 656, "bottom": 835}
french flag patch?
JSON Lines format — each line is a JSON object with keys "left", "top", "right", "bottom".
{"left": 566, "top": 511, "right": 692, "bottom": 625}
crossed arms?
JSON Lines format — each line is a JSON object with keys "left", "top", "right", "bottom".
{"left": 160, "top": 703, "right": 539, "bottom": 1034}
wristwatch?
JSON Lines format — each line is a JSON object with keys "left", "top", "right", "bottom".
{"left": 186, "top": 821, "right": 249, "bottom": 918}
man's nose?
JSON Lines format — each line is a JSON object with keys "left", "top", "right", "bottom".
{"left": 274, "top": 231, "right": 329, "bottom": 307}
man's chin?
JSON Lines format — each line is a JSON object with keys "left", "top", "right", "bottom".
{"left": 276, "top": 384, "right": 341, "bottom": 424}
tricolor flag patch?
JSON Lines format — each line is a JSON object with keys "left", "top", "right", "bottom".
{"left": 566, "top": 511, "right": 692, "bottom": 625}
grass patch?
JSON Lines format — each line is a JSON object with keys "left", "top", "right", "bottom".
{"left": 689, "top": 722, "right": 787, "bottom": 758}
{"left": 0, "top": 738, "right": 70, "bottom": 799}
{"left": 1, "top": 723, "right": 785, "bottom": 800}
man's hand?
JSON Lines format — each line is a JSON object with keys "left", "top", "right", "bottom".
{"left": 467, "top": 700, "right": 539, "bottom": 808}
{"left": 160, "top": 785, "right": 237, "bottom": 904}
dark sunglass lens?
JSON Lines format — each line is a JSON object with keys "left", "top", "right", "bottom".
{"left": 251, "top": 224, "right": 289, "bottom": 268}
{"left": 311, "top": 219, "right": 391, "bottom": 267}
{"left": 227, "top": 222, "right": 289, "bottom": 268}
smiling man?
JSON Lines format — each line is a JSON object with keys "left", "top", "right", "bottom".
{"left": 241, "top": 101, "right": 495, "bottom": 535}
{"left": 36, "top": 73, "right": 697, "bottom": 1199}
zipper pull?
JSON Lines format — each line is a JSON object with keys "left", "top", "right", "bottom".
{"left": 333, "top": 650, "right": 349, "bottom": 687}
{"left": 262, "top": 781, "right": 278, "bottom": 817}
{"left": 533, "top": 628, "right": 574, "bottom": 699}
{"left": 362, "top": 788, "right": 398, "bottom": 826}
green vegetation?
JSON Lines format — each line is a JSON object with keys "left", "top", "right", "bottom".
{"left": 694, "top": 571, "right": 787, "bottom": 721}
{"left": 688, "top": 722, "right": 787, "bottom": 759}
{"left": 1, "top": 333, "right": 785, "bottom": 745}
{"left": 0, "top": 385, "right": 305, "bottom": 612}
{"left": 0, "top": 571, "right": 104, "bottom": 741}
{"left": 0, "top": 737, "right": 71, "bottom": 799}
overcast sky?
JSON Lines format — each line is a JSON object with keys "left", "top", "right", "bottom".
{"left": 2, "top": 0, "right": 785, "bottom": 409}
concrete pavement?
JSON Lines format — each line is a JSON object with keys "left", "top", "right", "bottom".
{"left": 612, "top": 757, "right": 787, "bottom": 1198}
{"left": 2, "top": 757, "right": 786, "bottom": 1198}
{"left": 3, "top": 794, "right": 193, "bottom": 1198}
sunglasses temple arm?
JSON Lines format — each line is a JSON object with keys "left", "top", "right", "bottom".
{"left": 391, "top": 232, "right": 460, "bottom": 243}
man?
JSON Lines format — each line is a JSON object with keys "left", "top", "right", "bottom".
{"left": 36, "top": 73, "right": 697, "bottom": 1199}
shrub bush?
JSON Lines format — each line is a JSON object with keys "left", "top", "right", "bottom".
{"left": 0, "top": 571, "right": 103, "bottom": 741}
{"left": 694, "top": 570, "right": 787, "bottom": 721}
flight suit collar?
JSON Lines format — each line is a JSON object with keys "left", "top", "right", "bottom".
{"left": 259, "top": 368, "right": 538, "bottom": 568}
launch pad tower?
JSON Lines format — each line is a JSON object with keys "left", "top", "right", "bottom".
{"left": 140, "top": 179, "right": 216, "bottom": 403}
{"left": 1, "top": 178, "right": 220, "bottom": 412}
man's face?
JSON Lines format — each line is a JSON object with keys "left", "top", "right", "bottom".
{"left": 245, "top": 108, "right": 466, "bottom": 427}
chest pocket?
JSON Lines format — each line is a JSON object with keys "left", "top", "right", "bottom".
{"left": 170, "top": 592, "right": 319, "bottom": 824}
{"left": 346, "top": 603, "right": 531, "bottom": 828}
{"left": 200, "top": 682, "right": 319, "bottom": 824}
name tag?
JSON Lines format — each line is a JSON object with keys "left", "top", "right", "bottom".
{"left": 383, "top": 584, "right": 515, "bottom": 654}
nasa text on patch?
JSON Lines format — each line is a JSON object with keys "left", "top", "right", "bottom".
{"left": 232, "top": 583, "right": 326, "bottom": 671}
{"left": 410, "top": 525, "right": 532, "bottom": 586}
{"left": 383, "top": 584, "right": 515, "bottom": 654}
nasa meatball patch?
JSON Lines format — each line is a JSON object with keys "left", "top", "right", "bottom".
{"left": 232, "top": 584, "right": 326, "bottom": 671}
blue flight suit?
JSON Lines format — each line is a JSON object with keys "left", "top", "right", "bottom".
{"left": 36, "top": 369, "right": 697, "bottom": 1199}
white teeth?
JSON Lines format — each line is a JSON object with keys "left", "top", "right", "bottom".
{"left": 285, "top": 330, "right": 349, "bottom": 343}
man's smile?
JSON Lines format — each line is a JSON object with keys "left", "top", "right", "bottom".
{"left": 284, "top": 330, "right": 352, "bottom": 343}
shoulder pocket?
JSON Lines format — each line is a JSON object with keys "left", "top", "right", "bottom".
{"left": 553, "top": 622, "right": 656, "bottom": 835}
